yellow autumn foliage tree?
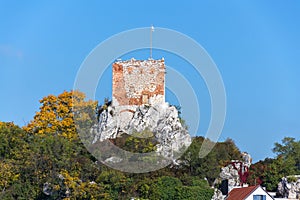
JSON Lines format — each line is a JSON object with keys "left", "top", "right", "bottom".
{"left": 23, "top": 91, "right": 97, "bottom": 140}
{"left": 0, "top": 160, "right": 20, "bottom": 192}
{"left": 60, "top": 169, "right": 108, "bottom": 200}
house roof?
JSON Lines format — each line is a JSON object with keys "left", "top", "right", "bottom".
{"left": 226, "top": 185, "right": 260, "bottom": 200}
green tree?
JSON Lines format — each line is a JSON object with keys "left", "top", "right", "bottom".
{"left": 176, "top": 186, "right": 214, "bottom": 200}
{"left": 179, "top": 137, "right": 241, "bottom": 185}
{"left": 248, "top": 137, "right": 299, "bottom": 191}
{"left": 96, "top": 168, "right": 132, "bottom": 199}
{"left": 148, "top": 176, "right": 182, "bottom": 200}
{"left": 273, "top": 137, "right": 300, "bottom": 171}
{"left": 247, "top": 158, "right": 273, "bottom": 186}
{"left": 262, "top": 156, "right": 297, "bottom": 191}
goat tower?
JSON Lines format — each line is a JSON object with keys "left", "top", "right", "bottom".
{"left": 112, "top": 58, "right": 165, "bottom": 109}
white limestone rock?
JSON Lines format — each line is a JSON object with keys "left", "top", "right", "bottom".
{"left": 91, "top": 102, "right": 191, "bottom": 160}
{"left": 277, "top": 176, "right": 300, "bottom": 199}
{"left": 104, "top": 156, "right": 123, "bottom": 164}
{"left": 211, "top": 189, "right": 225, "bottom": 200}
{"left": 211, "top": 154, "right": 252, "bottom": 200}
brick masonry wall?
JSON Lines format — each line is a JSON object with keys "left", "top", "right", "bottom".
{"left": 112, "top": 58, "right": 165, "bottom": 107}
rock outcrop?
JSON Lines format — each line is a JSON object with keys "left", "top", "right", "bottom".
{"left": 211, "top": 188, "right": 226, "bottom": 200}
{"left": 277, "top": 176, "right": 300, "bottom": 199}
{"left": 211, "top": 152, "right": 252, "bottom": 200}
{"left": 90, "top": 102, "right": 191, "bottom": 160}
{"left": 219, "top": 162, "right": 241, "bottom": 190}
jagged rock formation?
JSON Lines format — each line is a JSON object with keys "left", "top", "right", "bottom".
{"left": 277, "top": 176, "right": 300, "bottom": 199}
{"left": 219, "top": 163, "right": 241, "bottom": 190}
{"left": 211, "top": 188, "right": 225, "bottom": 200}
{"left": 211, "top": 152, "right": 252, "bottom": 200}
{"left": 90, "top": 102, "right": 191, "bottom": 160}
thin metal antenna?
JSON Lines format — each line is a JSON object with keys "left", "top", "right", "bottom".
{"left": 150, "top": 25, "right": 154, "bottom": 59}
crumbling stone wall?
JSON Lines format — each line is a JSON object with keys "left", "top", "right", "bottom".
{"left": 112, "top": 58, "right": 165, "bottom": 107}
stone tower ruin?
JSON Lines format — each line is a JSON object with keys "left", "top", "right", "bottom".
{"left": 112, "top": 58, "right": 165, "bottom": 108}
{"left": 111, "top": 58, "right": 165, "bottom": 128}
{"left": 92, "top": 57, "right": 191, "bottom": 163}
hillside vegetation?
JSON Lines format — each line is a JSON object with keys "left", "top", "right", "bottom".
{"left": 0, "top": 91, "right": 299, "bottom": 199}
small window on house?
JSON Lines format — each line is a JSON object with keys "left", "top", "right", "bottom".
{"left": 253, "top": 195, "right": 266, "bottom": 200}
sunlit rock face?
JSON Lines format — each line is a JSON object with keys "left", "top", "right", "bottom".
{"left": 211, "top": 152, "right": 252, "bottom": 200}
{"left": 89, "top": 58, "right": 192, "bottom": 161}
{"left": 277, "top": 176, "right": 300, "bottom": 199}
{"left": 91, "top": 102, "right": 191, "bottom": 159}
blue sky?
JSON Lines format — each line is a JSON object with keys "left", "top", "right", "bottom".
{"left": 1, "top": 1, "right": 300, "bottom": 162}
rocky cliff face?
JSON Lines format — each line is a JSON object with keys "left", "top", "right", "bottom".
{"left": 211, "top": 152, "right": 252, "bottom": 200}
{"left": 211, "top": 163, "right": 241, "bottom": 200}
{"left": 90, "top": 102, "right": 191, "bottom": 160}
{"left": 277, "top": 176, "right": 300, "bottom": 199}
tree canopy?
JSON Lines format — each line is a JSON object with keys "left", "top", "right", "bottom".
{"left": 1, "top": 90, "right": 298, "bottom": 198}
{"left": 23, "top": 90, "right": 97, "bottom": 140}
{"left": 248, "top": 137, "right": 300, "bottom": 191}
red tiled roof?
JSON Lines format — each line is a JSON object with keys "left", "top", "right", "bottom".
{"left": 226, "top": 185, "right": 260, "bottom": 200}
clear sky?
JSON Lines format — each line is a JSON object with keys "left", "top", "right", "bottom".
{"left": 1, "top": 1, "right": 300, "bottom": 162}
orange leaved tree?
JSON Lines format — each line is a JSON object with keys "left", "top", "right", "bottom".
{"left": 23, "top": 90, "right": 97, "bottom": 140}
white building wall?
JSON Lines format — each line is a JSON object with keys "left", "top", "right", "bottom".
{"left": 245, "top": 187, "right": 274, "bottom": 200}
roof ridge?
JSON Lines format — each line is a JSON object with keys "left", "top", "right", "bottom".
{"left": 226, "top": 185, "right": 262, "bottom": 200}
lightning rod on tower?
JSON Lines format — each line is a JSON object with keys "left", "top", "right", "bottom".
{"left": 150, "top": 25, "right": 154, "bottom": 59}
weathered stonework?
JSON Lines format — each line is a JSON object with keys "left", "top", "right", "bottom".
{"left": 89, "top": 58, "right": 191, "bottom": 169}
{"left": 112, "top": 58, "right": 165, "bottom": 107}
